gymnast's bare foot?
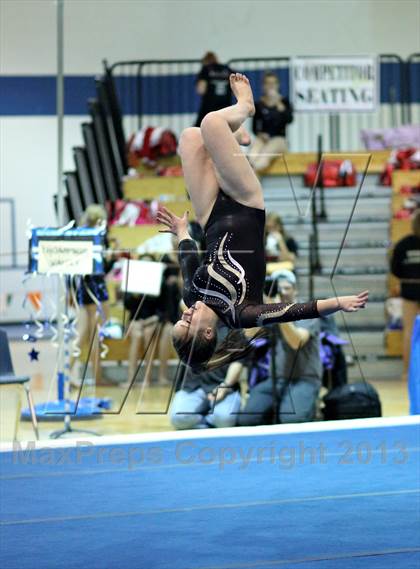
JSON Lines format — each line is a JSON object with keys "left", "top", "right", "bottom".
{"left": 235, "top": 125, "right": 251, "bottom": 146}
{"left": 230, "top": 73, "right": 255, "bottom": 117}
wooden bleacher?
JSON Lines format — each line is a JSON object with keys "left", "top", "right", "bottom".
{"left": 124, "top": 176, "right": 188, "bottom": 201}
{"left": 133, "top": 150, "right": 389, "bottom": 177}
{"left": 130, "top": 150, "right": 389, "bottom": 184}
{"left": 262, "top": 150, "right": 390, "bottom": 176}
{"left": 110, "top": 202, "right": 195, "bottom": 250}
{"left": 117, "top": 150, "right": 391, "bottom": 251}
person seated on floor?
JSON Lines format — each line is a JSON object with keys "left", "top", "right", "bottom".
{"left": 248, "top": 71, "right": 293, "bottom": 172}
{"left": 237, "top": 270, "right": 322, "bottom": 426}
{"left": 265, "top": 212, "right": 298, "bottom": 263}
{"left": 170, "top": 329, "right": 243, "bottom": 429}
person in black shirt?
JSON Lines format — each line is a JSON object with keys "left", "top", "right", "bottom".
{"left": 390, "top": 209, "right": 420, "bottom": 381}
{"left": 249, "top": 72, "right": 293, "bottom": 172}
{"left": 195, "top": 52, "right": 233, "bottom": 127}
{"left": 157, "top": 73, "right": 368, "bottom": 371}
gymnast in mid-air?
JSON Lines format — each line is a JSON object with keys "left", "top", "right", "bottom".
{"left": 157, "top": 73, "right": 368, "bottom": 369}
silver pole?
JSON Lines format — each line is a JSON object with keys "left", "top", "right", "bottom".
{"left": 329, "top": 114, "right": 341, "bottom": 151}
{"left": 57, "top": 0, "right": 64, "bottom": 226}
{"left": 55, "top": 0, "right": 68, "bottom": 423}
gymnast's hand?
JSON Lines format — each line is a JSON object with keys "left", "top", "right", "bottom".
{"left": 208, "top": 383, "right": 233, "bottom": 404}
{"left": 317, "top": 290, "right": 369, "bottom": 316}
{"left": 338, "top": 290, "right": 369, "bottom": 312}
{"left": 156, "top": 206, "right": 191, "bottom": 242}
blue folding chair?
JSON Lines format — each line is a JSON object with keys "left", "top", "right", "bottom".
{"left": 0, "top": 329, "right": 39, "bottom": 440}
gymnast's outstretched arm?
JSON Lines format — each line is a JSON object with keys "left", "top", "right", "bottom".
{"left": 177, "top": 239, "right": 201, "bottom": 306}
{"left": 238, "top": 291, "right": 369, "bottom": 328}
{"left": 156, "top": 207, "right": 201, "bottom": 307}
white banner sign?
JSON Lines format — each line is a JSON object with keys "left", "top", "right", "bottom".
{"left": 291, "top": 56, "right": 378, "bottom": 112}
{"left": 37, "top": 240, "right": 93, "bottom": 275}
{"left": 121, "top": 259, "right": 165, "bottom": 296}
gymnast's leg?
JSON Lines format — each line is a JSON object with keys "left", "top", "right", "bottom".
{"left": 200, "top": 73, "right": 264, "bottom": 211}
{"left": 178, "top": 126, "right": 251, "bottom": 227}
{"left": 178, "top": 127, "right": 219, "bottom": 227}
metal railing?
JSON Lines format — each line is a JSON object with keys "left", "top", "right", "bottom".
{"left": 105, "top": 53, "right": 419, "bottom": 152}
{"left": 407, "top": 52, "right": 420, "bottom": 124}
{"left": 106, "top": 58, "right": 203, "bottom": 137}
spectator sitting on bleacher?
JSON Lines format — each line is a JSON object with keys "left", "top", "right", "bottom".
{"left": 390, "top": 209, "right": 420, "bottom": 382}
{"left": 195, "top": 52, "right": 233, "bottom": 127}
{"left": 170, "top": 329, "right": 243, "bottom": 429}
{"left": 248, "top": 72, "right": 293, "bottom": 172}
{"left": 237, "top": 270, "right": 322, "bottom": 426}
{"left": 265, "top": 212, "right": 298, "bottom": 263}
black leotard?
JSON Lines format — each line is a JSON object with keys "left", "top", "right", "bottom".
{"left": 178, "top": 190, "right": 319, "bottom": 328}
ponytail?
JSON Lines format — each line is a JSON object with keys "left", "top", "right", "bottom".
{"left": 192, "top": 328, "right": 269, "bottom": 373}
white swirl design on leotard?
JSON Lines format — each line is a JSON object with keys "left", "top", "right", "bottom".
{"left": 256, "top": 303, "right": 296, "bottom": 326}
{"left": 192, "top": 232, "right": 247, "bottom": 324}
{"left": 218, "top": 234, "right": 246, "bottom": 306}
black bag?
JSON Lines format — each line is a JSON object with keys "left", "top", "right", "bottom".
{"left": 322, "top": 381, "right": 382, "bottom": 420}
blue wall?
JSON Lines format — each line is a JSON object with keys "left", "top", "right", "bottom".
{"left": 1, "top": 62, "right": 419, "bottom": 116}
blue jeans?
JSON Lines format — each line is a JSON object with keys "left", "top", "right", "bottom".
{"left": 170, "top": 388, "right": 242, "bottom": 430}
{"left": 238, "top": 378, "right": 321, "bottom": 426}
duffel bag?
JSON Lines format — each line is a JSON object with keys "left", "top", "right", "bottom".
{"left": 322, "top": 381, "right": 382, "bottom": 420}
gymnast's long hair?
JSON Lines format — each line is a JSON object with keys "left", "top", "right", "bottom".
{"left": 173, "top": 327, "right": 268, "bottom": 373}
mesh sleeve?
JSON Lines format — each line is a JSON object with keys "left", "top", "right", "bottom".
{"left": 178, "top": 239, "right": 201, "bottom": 307}
{"left": 238, "top": 299, "right": 319, "bottom": 328}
